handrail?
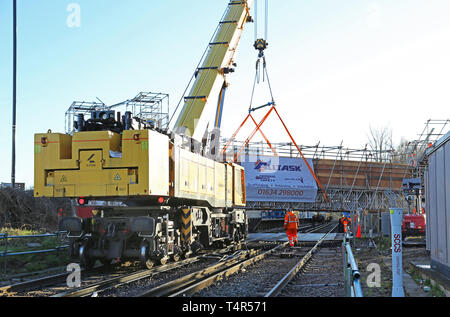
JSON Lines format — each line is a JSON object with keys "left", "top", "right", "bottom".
{"left": 0, "top": 231, "right": 69, "bottom": 277}
{"left": 343, "top": 233, "right": 364, "bottom": 297}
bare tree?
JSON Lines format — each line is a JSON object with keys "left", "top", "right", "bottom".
{"left": 392, "top": 138, "right": 428, "bottom": 167}
{"left": 367, "top": 125, "right": 393, "bottom": 162}
{"left": 392, "top": 138, "right": 410, "bottom": 163}
{"left": 0, "top": 188, "right": 71, "bottom": 232}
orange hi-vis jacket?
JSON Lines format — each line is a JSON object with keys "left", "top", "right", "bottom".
{"left": 342, "top": 217, "right": 351, "bottom": 233}
{"left": 284, "top": 211, "right": 298, "bottom": 230}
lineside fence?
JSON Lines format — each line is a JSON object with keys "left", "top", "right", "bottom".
{"left": 0, "top": 232, "right": 69, "bottom": 278}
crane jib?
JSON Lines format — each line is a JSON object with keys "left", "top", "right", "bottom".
{"left": 173, "top": 0, "right": 253, "bottom": 139}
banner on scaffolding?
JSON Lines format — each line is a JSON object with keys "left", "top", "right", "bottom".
{"left": 239, "top": 155, "right": 318, "bottom": 203}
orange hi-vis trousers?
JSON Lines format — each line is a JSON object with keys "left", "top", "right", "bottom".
{"left": 284, "top": 212, "right": 298, "bottom": 247}
{"left": 286, "top": 228, "right": 298, "bottom": 247}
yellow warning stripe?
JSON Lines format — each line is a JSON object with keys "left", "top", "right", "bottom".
{"left": 181, "top": 215, "right": 192, "bottom": 225}
{"left": 181, "top": 208, "right": 192, "bottom": 244}
{"left": 182, "top": 227, "right": 191, "bottom": 236}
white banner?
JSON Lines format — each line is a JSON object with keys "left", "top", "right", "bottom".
{"left": 240, "top": 155, "right": 318, "bottom": 203}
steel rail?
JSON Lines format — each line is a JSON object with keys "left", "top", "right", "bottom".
{"left": 303, "top": 222, "right": 336, "bottom": 233}
{"left": 138, "top": 243, "right": 286, "bottom": 297}
{"left": 133, "top": 223, "right": 336, "bottom": 297}
{"left": 53, "top": 244, "right": 244, "bottom": 297}
{"left": 0, "top": 271, "right": 71, "bottom": 296}
{"left": 264, "top": 224, "right": 338, "bottom": 297}
{"left": 166, "top": 222, "right": 338, "bottom": 298}
{"left": 53, "top": 256, "right": 202, "bottom": 297}
{"left": 0, "top": 264, "right": 108, "bottom": 296}
{"left": 246, "top": 221, "right": 334, "bottom": 242}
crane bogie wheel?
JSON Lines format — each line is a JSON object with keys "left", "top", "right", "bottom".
{"left": 79, "top": 243, "right": 95, "bottom": 270}
{"left": 159, "top": 256, "right": 169, "bottom": 266}
{"left": 172, "top": 254, "right": 181, "bottom": 262}
{"left": 139, "top": 242, "right": 155, "bottom": 270}
{"left": 144, "top": 260, "right": 155, "bottom": 270}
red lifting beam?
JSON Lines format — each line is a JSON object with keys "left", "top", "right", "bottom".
{"left": 232, "top": 106, "right": 275, "bottom": 162}
{"left": 222, "top": 111, "right": 278, "bottom": 157}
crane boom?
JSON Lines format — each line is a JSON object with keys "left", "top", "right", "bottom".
{"left": 173, "top": 0, "right": 254, "bottom": 141}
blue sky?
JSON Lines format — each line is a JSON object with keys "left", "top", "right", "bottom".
{"left": 1, "top": 0, "right": 450, "bottom": 187}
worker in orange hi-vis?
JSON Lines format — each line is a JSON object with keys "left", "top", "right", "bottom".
{"left": 284, "top": 210, "right": 299, "bottom": 247}
{"left": 341, "top": 214, "right": 352, "bottom": 234}
{"left": 341, "top": 215, "right": 349, "bottom": 233}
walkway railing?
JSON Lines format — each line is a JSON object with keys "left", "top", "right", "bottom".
{"left": 0, "top": 232, "right": 69, "bottom": 277}
{"left": 343, "top": 233, "right": 364, "bottom": 297}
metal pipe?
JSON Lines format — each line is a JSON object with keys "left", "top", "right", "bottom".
{"left": 0, "top": 232, "right": 69, "bottom": 279}
{"left": 343, "top": 236, "right": 364, "bottom": 297}
{"left": 76, "top": 114, "right": 85, "bottom": 132}
{"left": 345, "top": 243, "right": 361, "bottom": 279}
{"left": 0, "top": 246, "right": 69, "bottom": 257}
{"left": 11, "top": 0, "right": 17, "bottom": 189}
{"left": 6, "top": 233, "right": 61, "bottom": 239}
{"left": 346, "top": 266, "right": 352, "bottom": 297}
{"left": 3, "top": 233, "right": 7, "bottom": 276}
{"left": 353, "top": 278, "right": 364, "bottom": 297}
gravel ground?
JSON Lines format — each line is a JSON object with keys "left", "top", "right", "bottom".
{"left": 194, "top": 244, "right": 344, "bottom": 297}
{"left": 354, "top": 237, "right": 429, "bottom": 297}
{"left": 5, "top": 264, "right": 139, "bottom": 297}
{"left": 100, "top": 245, "right": 276, "bottom": 297}
{"left": 2, "top": 244, "right": 271, "bottom": 297}
{"left": 101, "top": 259, "right": 219, "bottom": 297}
{"left": 279, "top": 247, "right": 344, "bottom": 297}
{"left": 8, "top": 236, "right": 432, "bottom": 298}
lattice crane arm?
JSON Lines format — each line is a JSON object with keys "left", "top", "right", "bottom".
{"left": 172, "top": 0, "right": 254, "bottom": 141}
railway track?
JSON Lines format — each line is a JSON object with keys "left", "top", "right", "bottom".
{"left": 256, "top": 221, "right": 330, "bottom": 234}
{"left": 302, "top": 222, "right": 335, "bottom": 233}
{"left": 1, "top": 223, "right": 341, "bottom": 297}
{"left": 265, "top": 225, "right": 340, "bottom": 297}
{"left": 0, "top": 265, "right": 122, "bottom": 297}
{"left": 0, "top": 244, "right": 245, "bottom": 297}
{"left": 136, "top": 243, "right": 285, "bottom": 297}
{"left": 131, "top": 223, "right": 341, "bottom": 297}
{"left": 193, "top": 223, "right": 343, "bottom": 297}
{"left": 54, "top": 256, "right": 204, "bottom": 297}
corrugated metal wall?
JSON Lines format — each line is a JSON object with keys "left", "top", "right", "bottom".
{"left": 425, "top": 132, "right": 450, "bottom": 277}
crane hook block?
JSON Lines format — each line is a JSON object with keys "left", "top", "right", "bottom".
{"left": 254, "top": 38, "right": 268, "bottom": 52}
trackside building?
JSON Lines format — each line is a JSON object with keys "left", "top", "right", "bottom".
{"left": 424, "top": 130, "right": 450, "bottom": 278}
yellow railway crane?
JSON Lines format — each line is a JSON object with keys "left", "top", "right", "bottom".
{"left": 34, "top": 1, "right": 254, "bottom": 268}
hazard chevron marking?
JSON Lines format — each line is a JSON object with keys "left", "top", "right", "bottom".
{"left": 181, "top": 215, "right": 192, "bottom": 225}
{"left": 180, "top": 208, "right": 192, "bottom": 243}
{"left": 182, "top": 227, "right": 191, "bottom": 236}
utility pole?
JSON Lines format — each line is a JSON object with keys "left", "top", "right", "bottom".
{"left": 11, "top": 0, "right": 17, "bottom": 189}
